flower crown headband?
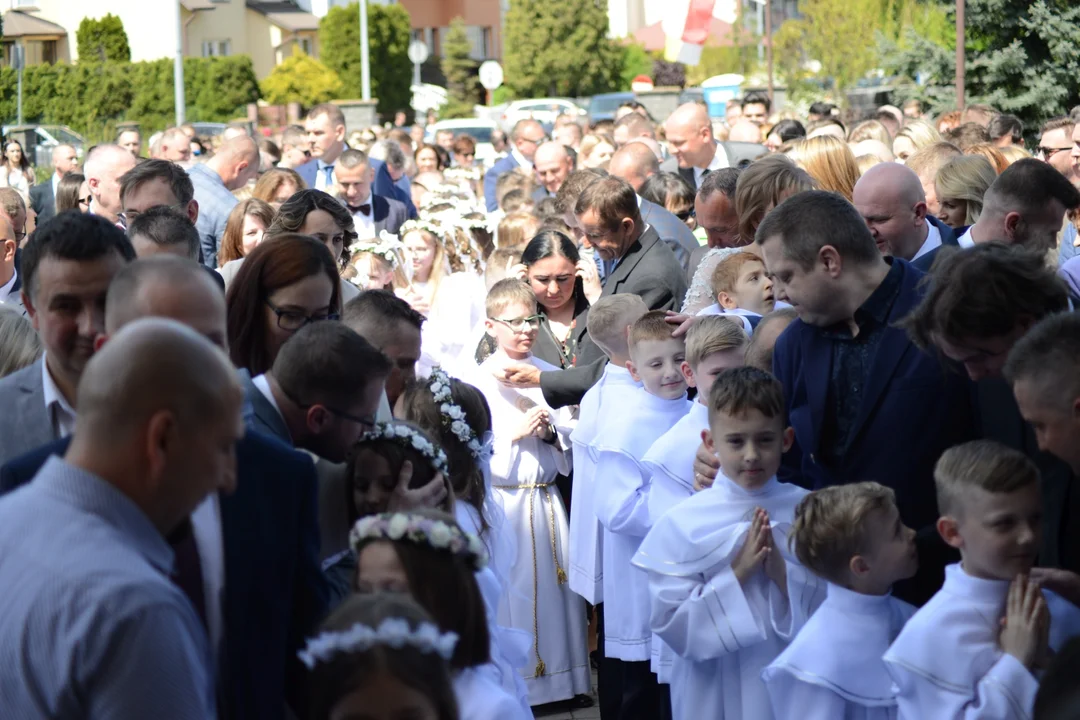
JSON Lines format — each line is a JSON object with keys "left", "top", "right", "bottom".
{"left": 299, "top": 618, "right": 458, "bottom": 669}
{"left": 400, "top": 218, "right": 445, "bottom": 242}
{"left": 350, "top": 512, "right": 489, "bottom": 571}
{"left": 360, "top": 421, "right": 449, "bottom": 476}
{"left": 427, "top": 366, "right": 493, "bottom": 464}
{"left": 347, "top": 230, "right": 405, "bottom": 267}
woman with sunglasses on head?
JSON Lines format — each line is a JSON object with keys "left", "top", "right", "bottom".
{"left": 55, "top": 173, "right": 89, "bottom": 214}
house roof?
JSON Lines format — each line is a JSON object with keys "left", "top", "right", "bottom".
{"left": 247, "top": 1, "right": 320, "bottom": 32}
{"left": 2, "top": 10, "right": 67, "bottom": 38}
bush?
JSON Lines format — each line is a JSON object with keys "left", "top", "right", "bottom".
{"left": 76, "top": 14, "right": 131, "bottom": 63}
{"left": 260, "top": 48, "right": 345, "bottom": 106}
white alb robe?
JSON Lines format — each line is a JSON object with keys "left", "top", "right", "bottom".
{"left": 593, "top": 385, "right": 691, "bottom": 661}
{"left": 472, "top": 352, "right": 591, "bottom": 705}
{"left": 884, "top": 563, "right": 1080, "bottom": 720}
{"left": 762, "top": 583, "right": 916, "bottom": 720}
{"left": 633, "top": 475, "right": 824, "bottom": 720}
{"left": 568, "top": 363, "right": 641, "bottom": 604}
{"left": 639, "top": 399, "right": 710, "bottom": 682}
{"left": 454, "top": 667, "right": 535, "bottom": 720}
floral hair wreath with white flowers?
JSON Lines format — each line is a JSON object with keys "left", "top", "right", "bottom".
{"left": 359, "top": 421, "right": 449, "bottom": 477}
{"left": 349, "top": 512, "right": 489, "bottom": 571}
{"left": 347, "top": 230, "right": 405, "bottom": 268}
{"left": 399, "top": 218, "right": 445, "bottom": 242}
{"left": 426, "top": 365, "right": 493, "bottom": 464}
{"left": 298, "top": 618, "right": 458, "bottom": 669}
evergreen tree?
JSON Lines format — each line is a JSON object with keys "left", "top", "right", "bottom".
{"left": 503, "top": 0, "right": 623, "bottom": 99}
{"left": 441, "top": 17, "right": 480, "bottom": 118}
{"left": 76, "top": 14, "right": 131, "bottom": 63}
{"left": 260, "top": 48, "right": 345, "bottom": 107}
{"left": 319, "top": 2, "right": 411, "bottom": 117}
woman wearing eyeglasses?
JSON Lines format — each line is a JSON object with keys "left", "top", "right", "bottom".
{"left": 226, "top": 233, "right": 343, "bottom": 376}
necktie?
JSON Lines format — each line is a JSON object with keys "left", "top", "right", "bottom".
{"left": 322, "top": 164, "right": 334, "bottom": 188}
{"left": 698, "top": 167, "right": 712, "bottom": 188}
{"left": 349, "top": 203, "right": 372, "bottom": 216}
{"left": 168, "top": 518, "right": 207, "bottom": 629}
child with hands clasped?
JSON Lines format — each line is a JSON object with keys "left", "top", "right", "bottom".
{"left": 633, "top": 367, "right": 822, "bottom": 720}
{"left": 884, "top": 440, "right": 1080, "bottom": 720}
{"left": 762, "top": 482, "right": 919, "bottom": 720}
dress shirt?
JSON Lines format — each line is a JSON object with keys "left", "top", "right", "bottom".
{"left": 957, "top": 226, "right": 975, "bottom": 249}
{"left": 51, "top": 172, "right": 60, "bottom": 198}
{"left": 693, "top": 144, "right": 730, "bottom": 187}
{"left": 910, "top": 221, "right": 942, "bottom": 262}
{"left": 188, "top": 163, "right": 239, "bottom": 268}
{"left": 40, "top": 355, "right": 77, "bottom": 438}
{"left": 316, "top": 160, "right": 335, "bottom": 191}
{"left": 347, "top": 192, "right": 376, "bottom": 239}
{"left": 0, "top": 266, "right": 16, "bottom": 303}
{"left": 0, "top": 456, "right": 216, "bottom": 718}
{"left": 253, "top": 373, "right": 291, "bottom": 439}
{"left": 510, "top": 146, "right": 533, "bottom": 171}
{"left": 819, "top": 259, "right": 903, "bottom": 467}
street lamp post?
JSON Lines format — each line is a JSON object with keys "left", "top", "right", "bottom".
{"left": 175, "top": 0, "right": 186, "bottom": 125}
{"left": 955, "top": 0, "right": 965, "bottom": 111}
{"left": 359, "top": 0, "right": 371, "bottom": 101}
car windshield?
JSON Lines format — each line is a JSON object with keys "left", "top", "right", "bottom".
{"left": 591, "top": 96, "right": 627, "bottom": 113}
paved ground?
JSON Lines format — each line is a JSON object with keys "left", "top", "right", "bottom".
{"left": 532, "top": 669, "right": 600, "bottom": 720}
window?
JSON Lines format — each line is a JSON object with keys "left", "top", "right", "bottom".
{"left": 201, "top": 39, "right": 231, "bottom": 57}
{"left": 299, "top": 37, "right": 314, "bottom": 56}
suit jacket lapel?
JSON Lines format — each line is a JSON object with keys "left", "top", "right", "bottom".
{"left": 16, "top": 363, "right": 56, "bottom": 446}
{"left": 678, "top": 166, "right": 695, "bottom": 188}
{"left": 372, "top": 196, "right": 387, "bottom": 236}
{"left": 238, "top": 370, "right": 291, "bottom": 443}
{"left": 601, "top": 228, "right": 658, "bottom": 297}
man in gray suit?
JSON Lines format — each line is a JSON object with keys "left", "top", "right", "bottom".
{"left": 333, "top": 150, "right": 407, "bottom": 238}
{"left": 0, "top": 213, "right": 135, "bottom": 466}
{"left": 660, "top": 102, "right": 766, "bottom": 183}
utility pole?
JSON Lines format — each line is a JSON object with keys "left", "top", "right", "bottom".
{"left": 359, "top": 0, "right": 371, "bottom": 100}
{"left": 765, "top": 0, "right": 774, "bottom": 106}
{"left": 175, "top": 0, "right": 186, "bottom": 124}
{"left": 955, "top": 0, "right": 965, "bottom": 111}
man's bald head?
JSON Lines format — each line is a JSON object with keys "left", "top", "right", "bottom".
{"left": 105, "top": 256, "right": 227, "bottom": 350}
{"left": 534, "top": 141, "right": 574, "bottom": 194}
{"left": 613, "top": 113, "right": 656, "bottom": 148}
{"left": 852, "top": 162, "right": 929, "bottom": 260}
{"left": 727, "top": 119, "right": 762, "bottom": 144}
{"left": 664, "top": 103, "right": 717, "bottom": 170}
{"left": 609, "top": 142, "right": 660, "bottom": 192}
{"left": 511, "top": 119, "right": 546, "bottom": 163}
{"left": 666, "top": 102, "right": 712, "bottom": 133}
{"left": 209, "top": 135, "right": 260, "bottom": 191}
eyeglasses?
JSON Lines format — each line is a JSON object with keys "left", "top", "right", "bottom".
{"left": 265, "top": 300, "right": 340, "bottom": 331}
{"left": 675, "top": 208, "right": 696, "bottom": 222}
{"left": 1036, "top": 146, "right": 1073, "bottom": 158}
{"left": 277, "top": 383, "right": 376, "bottom": 432}
{"left": 492, "top": 314, "right": 542, "bottom": 332}
{"left": 78, "top": 195, "right": 92, "bottom": 207}
{"left": 118, "top": 202, "right": 188, "bottom": 228}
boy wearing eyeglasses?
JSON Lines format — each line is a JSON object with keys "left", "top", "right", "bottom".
{"left": 468, "top": 278, "right": 592, "bottom": 706}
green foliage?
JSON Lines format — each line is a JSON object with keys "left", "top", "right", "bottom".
{"left": 620, "top": 43, "right": 653, "bottom": 90}
{"left": 441, "top": 17, "right": 480, "bottom": 118}
{"left": 75, "top": 14, "right": 131, "bottom": 63}
{"left": 492, "top": 85, "right": 515, "bottom": 104}
{"left": 0, "top": 56, "right": 260, "bottom": 143}
{"left": 319, "top": 2, "right": 412, "bottom": 117}
{"left": 880, "top": 0, "right": 1080, "bottom": 130}
{"left": 503, "top": 0, "right": 623, "bottom": 98}
{"left": 260, "top": 48, "right": 344, "bottom": 106}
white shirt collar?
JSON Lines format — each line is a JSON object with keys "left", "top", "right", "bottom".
{"left": 911, "top": 221, "right": 942, "bottom": 261}
{"left": 510, "top": 146, "right": 533, "bottom": 171}
{"left": 693, "top": 143, "right": 730, "bottom": 183}
{"left": 252, "top": 373, "right": 286, "bottom": 425}
{"left": 957, "top": 226, "right": 975, "bottom": 249}
{"left": 52, "top": 173, "right": 61, "bottom": 195}
{"left": 0, "top": 266, "right": 16, "bottom": 302}
{"left": 41, "top": 355, "right": 77, "bottom": 438}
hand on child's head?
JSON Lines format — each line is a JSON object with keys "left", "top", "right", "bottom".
{"left": 628, "top": 337, "right": 687, "bottom": 399}
{"left": 387, "top": 461, "right": 449, "bottom": 512}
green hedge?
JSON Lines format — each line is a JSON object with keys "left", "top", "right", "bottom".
{"left": 0, "top": 56, "right": 260, "bottom": 143}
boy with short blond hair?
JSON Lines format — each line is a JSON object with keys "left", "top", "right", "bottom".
{"left": 884, "top": 440, "right": 1080, "bottom": 719}
{"left": 710, "top": 251, "right": 776, "bottom": 320}
{"left": 634, "top": 367, "right": 822, "bottom": 720}
{"left": 592, "top": 308, "right": 691, "bottom": 718}
{"left": 763, "top": 482, "right": 919, "bottom": 719}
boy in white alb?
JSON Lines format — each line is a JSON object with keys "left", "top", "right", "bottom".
{"left": 762, "top": 482, "right": 919, "bottom": 719}
{"left": 592, "top": 310, "right": 691, "bottom": 719}
{"left": 884, "top": 440, "right": 1080, "bottom": 719}
{"left": 568, "top": 294, "right": 648, "bottom": 607}
{"left": 641, "top": 315, "right": 748, "bottom": 683}
{"left": 633, "top": 367, "right": 823, "bottom": 720}
{"left": 469, "top": 279, "right": 591, "bottom": 705}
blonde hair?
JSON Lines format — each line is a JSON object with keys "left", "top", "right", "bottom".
{"left": 344, "top": 251, "right": 408, "bottom": 291}
{"left": 484, "top": 246, "right": 523, "bottom": 290}
{"left": 735, "top": 155, "right": 817, "bottom": 244}
{"left": 485, "top": 278, "right": 536, "bottom": 318}
{"left": 710, "top": 251, "right": 764, "bottom": 297}
{"left": 0, "top": 306, "right": 42, "bottom": 378}
{"left": 905, "top": 141, "right": 962, "bottom": 182}
{"left": 963, "top": 143, "right": 1009, "bottom": 175}
{"left": 999, "top": 145, "right": 1032, "bottom": 166}
{"left": 935, "top": 155, "right": 997, "bottom": 225}
{"left": 580, "top": 133, "right": 615, "bottom": 166}
{"left": 848, "top": 120, "right": 892, "bottom": 146}
{"left": 787, "top": 136, "right": 861, "bottom": 201}
{"left": 399, "top": 227, "right": 447, "bottom": 300}
{"left": 588, "top": 294, "right": 648, "bottom": 358}
{"left": 497, "top": 211, "right": 539, "bottom": 249}
{"left": 628, "top": 310, "right": 678, "bottom": 354}
{"left": 934, "top": 439, "right": 1039, "bottom": 518}
{"left": 894, "top": 119, "right": 942, "bottom": 154}
{"left": 685, "top": 315, "right": 748, "bottom": 368}
{"left": 790, "top": 482, "right": 898, "bottom": 585}
{"left": 856, "top": 154, "right": 884, "bottom": 175}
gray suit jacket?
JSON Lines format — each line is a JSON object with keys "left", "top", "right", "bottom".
{"left": 0, "top": 361, "right": 56, "bottom": 467}
{"left": 660, "top": 141, "right": 768, "bottom": 183}
{"left": 639, "top": 197, "right": 699, "bottom": 273}
{"left": 238, "top": 369, "right": 291, "bottom": 443}
{"left": 371, "top": 194, "right": 408, "bottom": 237}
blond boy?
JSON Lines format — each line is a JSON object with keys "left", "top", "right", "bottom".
{"left": 711, "top": 251, "right": 776, "bottom": 318}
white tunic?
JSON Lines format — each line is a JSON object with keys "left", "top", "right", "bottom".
{"left": 568, "top": 363, "right": 641, "bottom": 604}
{"left": 884, "top": 563, "right": 1080, "bottom": 720}
{"left": 640, "top": 399, "right": 710, "bottom": 682}
{"left": 762, "top": 583, "right": 916, "bottom": 720}
{"left": 593, "top": 385, "right": 691, "bottom": 661}
{"left": 472, "top": 352, "right": 591, "bottom": 705}
{"left": 454, "top": 667, "right": 534, "bottom": 720}
{"left": 633, "top": 475, "right": 824, "bottom": 720}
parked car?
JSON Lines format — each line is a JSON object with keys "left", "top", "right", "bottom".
{"left": 424, "top": 118, "right": 500, "bottom": 168}
{"left": 588, "top": 92, "right": 636, "bottom": 125}
{"left": 1, "top": 124, "right": 86, "bottom": 168}
{"left": 501, "top": 98, "right": 586, "bottom": 130}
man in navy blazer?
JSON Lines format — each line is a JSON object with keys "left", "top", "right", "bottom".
{"left": 853, "top": 162, "right": 959, "bottom": 273}
{"left": 760, "top": 191, "right": 974, "bottom": 604}
{"left": 0, "top": 256, "right": 327, "bottom": 719}
{"left": 483, "top": 119, "right": 547, "bottom": 211}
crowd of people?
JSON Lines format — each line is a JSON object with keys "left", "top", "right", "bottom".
{"left": 3, "top": 89, "right": 1080, "bottom": 720}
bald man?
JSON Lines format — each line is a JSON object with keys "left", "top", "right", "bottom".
{"left": 0, "top": 317, "right": 240, "bottom": 718}
{"left": 484, "top": 118, "right": 547, "bottom": 210}
{"left": 190, "top": 134, "right": 259, "bottom": 267}
{"left": 660, "top": 102, "right": 766, "bottom": 187}
{"left": 727, "top": 118, "right": 763, "bottom": 144}
{"left": 609, "top": 142, "right": 659, "bottom": 192}
{"left": 612, "top": 112, "right": 656, "bottom": 148}
{"left": 852, "top": 162, "right": 958, "bottom": 270}
{"left": 0, "top": 256, "right": 330, "bottom": 719}
{"left": 533, "top": 141, "right": 574, "bottom": 197}
{"left": 84, "top": 143, "right": 138, "bottom": 224}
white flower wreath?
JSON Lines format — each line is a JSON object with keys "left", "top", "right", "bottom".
{"left": 359, "top": 421, "right": 450, "bottom": 476}
{"left": 427, "top": 366, "right": 494, "bottom": 464}
{"left": 347, "top": 230, "right": 405, "bottom": 267}
{"left": 399, "top": 218, "right": 445, "bottom": 241}
{"left": 298, "top": 618, "right": 458, "bottom": 669}
{"left": 349, "top": 512, "right": 489, "bottom": 570}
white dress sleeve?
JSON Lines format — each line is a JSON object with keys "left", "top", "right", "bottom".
{"left": 592, "top": 450, "right": 652, "bottom": 537}
{"left": 889, "top": 652, "right": 1038, "bottom": 720}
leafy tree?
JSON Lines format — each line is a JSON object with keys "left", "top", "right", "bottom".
{"left": 621, "top": 43, "right": 653, "bottom": 90}
{"left": 503, "top": 0, "right": 623, "bottom": 98}
{"left": 75, "top": 14, "right": 131, "bottom": 63}
{"left": 319, "top": 2, "right": 412, "bottom": 117}
{"left": 441, "top": 17, "right": 480, "bottom": 118}
{"left": 260, "top": 48, "right": 344, "bottom": 106}
{"left": 684, "top": 26, "right": 761, "bottom": 88}
{"left": 774, "top": 0, "right": 880, "bottom": 92}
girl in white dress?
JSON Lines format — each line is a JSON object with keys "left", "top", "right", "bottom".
{"left": 351, "top": 510, "right": 533, "bottom": 720}
{"left": 396, "top": 220, "right": 448, "bottom": 317}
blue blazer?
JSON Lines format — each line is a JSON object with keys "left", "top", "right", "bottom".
{"left": 483, "top": 153, "right": 521, "bottom": 211}
{"left": 372, "top": 161, "right": 417, "bottom": 219}
{"left": 910, "top": 216, "right": 960, "bottom": 272}
{"left": 0, "top": 431, "right": 328, "bottom": 720}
